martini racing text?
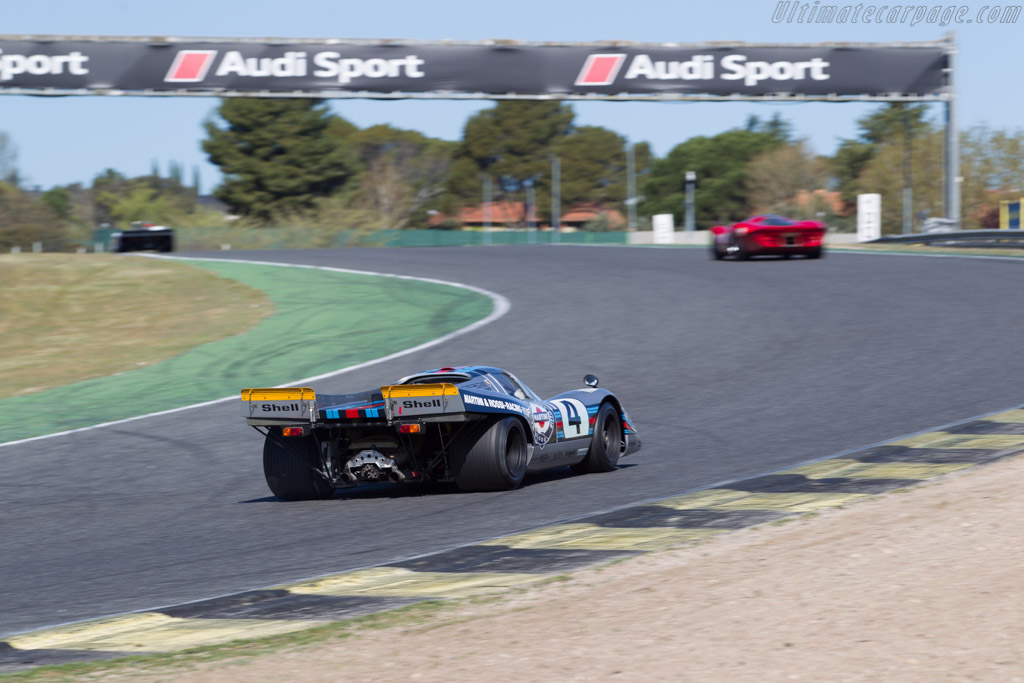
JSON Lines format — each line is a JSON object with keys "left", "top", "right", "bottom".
{"left": 463, "top": 393, "right": 528, "bottom": 415}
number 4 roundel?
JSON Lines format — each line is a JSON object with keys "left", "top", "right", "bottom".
{"left": 551, "top": 398, "right": 589, "bottom": 439}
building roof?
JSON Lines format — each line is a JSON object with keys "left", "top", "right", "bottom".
{"left": 560, "top": 202, "right": 626, "bottom": 225}
{"left": 432, "top": 200, "right": 624, "bottom": 228}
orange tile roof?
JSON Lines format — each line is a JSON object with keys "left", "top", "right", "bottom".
{"left": 430, "top": 201, "right": 624, "bottom": 227}
{"left": 457, "top": 201, "right": 530, "bottom": 223}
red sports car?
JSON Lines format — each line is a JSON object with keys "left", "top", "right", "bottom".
{"left": 710, "top": 215, "right": 827, "bottom": 260}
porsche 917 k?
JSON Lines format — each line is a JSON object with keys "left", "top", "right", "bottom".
{"left": 710, "top": 214, "right": 826, "bottom": 260}
{"left": 241, "top": 366, "right": 641, "bottom": 500}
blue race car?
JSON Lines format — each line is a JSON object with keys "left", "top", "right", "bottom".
{"left": 241, "top": 366, "right": 641, "bottom": 500}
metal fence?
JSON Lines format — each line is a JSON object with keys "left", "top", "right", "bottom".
{"left": 97, "top": 227, "right": 632, "bottom": 252}
{"left": 350, "top": 229, "right": 629, "bottom": 248}
{"left": 870, "top": 230, "right": 1024, "bottom": 249}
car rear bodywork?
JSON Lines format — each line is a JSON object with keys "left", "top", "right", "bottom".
{"left": 711, "top": 215, "right": 826, "bottom": 259}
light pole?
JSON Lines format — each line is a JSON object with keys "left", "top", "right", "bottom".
{"left": 551, "top": 155, "right": 561, "bottom": 244}
{"left": 685, "top": 171, "right": 696, "bottom": 232}
{"left": 525, "top": 179, "right": 537, "bottom": 245}
{"left": 482, "top": 174, "right": 493, "bottom": 245}
{"left": 903, "top": 104, "right": 913, "bottom": 234}
{"left": 626, "top": 143, "right": 639, "bottom": 231}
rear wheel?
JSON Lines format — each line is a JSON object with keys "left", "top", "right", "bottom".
{"left": 807, "top": 247, "right": 823, "bottom": 259}
{"left": 734, "top": 237, "right": 751, "bottom": 260}
{"left": 453, "top": 417, "right": 528, "bottom": 492}
{"left": 263, "top": 429, "right": 334, "bottom": 501}
{"left": 573, "top": 402, "right": 622, "bottom": 474}
{"left": 710, "top": 241, "right": 725, "bottom": 260}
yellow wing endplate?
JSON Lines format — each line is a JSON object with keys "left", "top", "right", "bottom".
{"left": 241, "top": 388, "right": 317, "bottom": 402}
{"left": 241, "top": 387, "right": 318, "bottom": 421}
{"left": 380, "top": 383, "right": 459, "bottom": 399}
{"left": 380, "top": 383, "right": 466, "bottom": 419}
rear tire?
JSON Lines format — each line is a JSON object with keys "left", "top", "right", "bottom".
{"left": 263, "top": 429, "right": 334, "bottom": 501}
{"left": 453, "top": 417, "right": 528, "bottom": 492}
{"left": 573, "top": 402, "right": 622, "bottom": 474}
{"left": 807, "top": 247, "right": 823, "bottom": 259}
{"left": 710, "top": 241, "right": 725, "bottom": 260}
{"left": 734, "top": 237, "right": 751, "bottom": 260}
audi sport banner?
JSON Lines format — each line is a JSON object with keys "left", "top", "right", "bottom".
{"left": 0, "top": 37, "right": 949, "bottom": 98}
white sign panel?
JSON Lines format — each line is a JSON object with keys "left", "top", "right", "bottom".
{"left": 652, "top": 213, "right": 675, "bottom": 245}
{"left": 857, "top": 193, "right": 882, "bottom": 242}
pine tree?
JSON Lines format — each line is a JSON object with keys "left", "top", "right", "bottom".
{"left": 202, "top": 99, "right": 357, "bottom": 221}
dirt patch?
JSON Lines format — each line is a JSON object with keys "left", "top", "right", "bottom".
{"left": 105, "top": 454, "right": 1024, "bottom": 682}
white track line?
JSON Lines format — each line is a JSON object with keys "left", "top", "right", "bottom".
{"left": 0, "top": 256, "right": 510, "bottom": 449}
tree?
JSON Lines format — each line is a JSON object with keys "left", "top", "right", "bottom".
{"left": 88, "top": 167, "right": 221, "bottom": 229}
{"left": 958, "top": 125, "right": 1024, "bottom": 229}
{"left": 90, "top": 169, "right": 130, "bottom": 226}
{"left": 831, "top": 103, "right": 931, "bottom": 207}
{"left": 0, "top": 132, "right": 19, "bottom": 186}
{"left": 856, "top": 103, "right": 930, "bottom": 145}
{"left": 202, "top": 99, "right": 357, "bottom": 221}
{"left": 345, "top": 125, "right": 456, "bottom": 230}
{"left": 447, "top": 101, "right": 574, "bottom": 213}
{"left": 856, "top": 130, "right": 943, "bottom": 234}
{"left": 744, "top": 113, "right": 793, "bottom": 143}
{"left": 643, "top": 128, "right": 786, "bottom": 227}
{"left": 745, "top": 140, "right": 830, "bottom": 217}
{"left": 548, "top": 126, "right": 630, "bottom": 211}
{"left": 39, "top": 186, "right": 75, "bottom": 221}
{"left": 106, "top": 185, "right": 192, "bottom": 227}
{"left": 830, "top": 141, "right": 875, "bottom": 207}
{"left": 0, "top": 182, "right": 70, "bottom": 251}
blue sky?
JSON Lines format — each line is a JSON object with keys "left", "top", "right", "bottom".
{"left": 2, "top": 0, "right": 1019, "bottom": 193}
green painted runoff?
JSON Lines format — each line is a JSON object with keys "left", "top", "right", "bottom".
{"left": 0, "top": 259, "right": 493, "bottom": 443}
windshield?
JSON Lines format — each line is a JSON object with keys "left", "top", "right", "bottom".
{"left": 501, "top": 372, "right": 539, "bottom": 400}
{"left": 758, "top": 215, "right": 796, "bottom": 227}
{"left": 400, "top": 372, "right": 471, "bottom": 385}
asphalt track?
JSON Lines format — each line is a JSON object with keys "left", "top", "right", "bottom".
{"left": 3, "top": 245, "right": 1024, "bottom": 639}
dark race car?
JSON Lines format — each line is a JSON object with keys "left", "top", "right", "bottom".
{"left": 111, "top": 222, "right": 175, "bottom": 253}
{"left": 710, "top": 214, "right": 826, "bottom": 260}
{"left": 241, "top": 366, "right": 641, "bottom": 500}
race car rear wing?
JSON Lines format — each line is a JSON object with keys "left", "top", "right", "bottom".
{"left": 241, "top": 387, "right": 317, "bottom": 425}
{"left": 380, "top": 383, "right": 465, "bottom": 421}
{"left": 242, "top": 383, "right": 467, "bottom": 427}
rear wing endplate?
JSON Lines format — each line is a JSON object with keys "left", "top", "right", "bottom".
{"left": 241, "top": 387, "right": 317, "bottom": 423}
{"left": 380, "top": 383, "right": 465, "bottom": 421}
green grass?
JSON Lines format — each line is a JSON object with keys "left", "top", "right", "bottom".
{"left": 0, "top": 254, "right": 271, "bottom": 400}
{"left": 0, "top": 257, "right": 494, "bottom": 443}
